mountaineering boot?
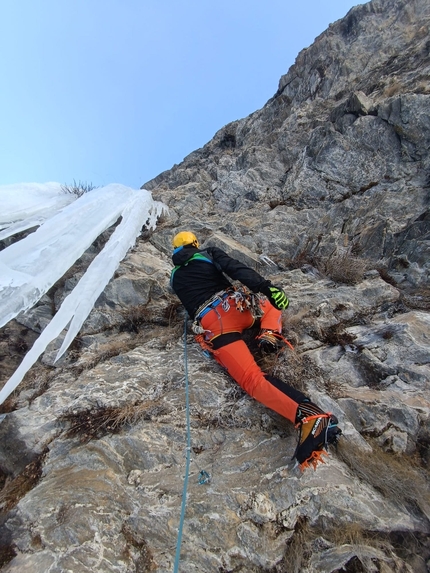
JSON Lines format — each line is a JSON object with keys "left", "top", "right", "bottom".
{"left": 293, "top": 401, "right": 342, "bottom": 470}
{"left": 256, "top": 329, "right": 287, "bottom": 354}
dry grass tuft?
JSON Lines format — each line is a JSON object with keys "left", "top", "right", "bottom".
{"left": 73, "top": 319, "right": 183, "bottom": 374}
{"left": 324, "top": 521, "right": 379, "bottom": 549}
{"left": 73, "top": 339, "right": 133, "bottom": 373}
{"left": 285, "top": 241, "right": 369, "bottom": 285}
{"left": 401, "top": 289, "right": 430, "bottom": 311}
{"left": 0, "top": 449, "right": 47, "bottom": 512}
{"left": 275, "top": 516, "right": 312, "bottom": 573}
{"left": 286, "top": 249, "right": 321, "bottom": 271}
{"left": 283, "top": 307, "right": 311, "bottom": 331}
{"left": 377, "top": 265, "right": 398, "bottom": 287}
{"left": 60, "top": 400, "right": 169, "bottom": 443}
{"left": 119, "top": 300, "right": 183, "bottom": 333}
{"left": 0, "top": 366, "right": 56, "bottom": 414}
{"left": 0, "top": 394, "right": 19, "bottom": 415}
{"left": 272, "top": 352, "right": 321, "bottom": 397}
{"left": 61, "top": 180, "right": 97, "bottom": 197}
{"left": 121, "top": 522, "right": 156, "bottom": 571}
{"left": 383, "top": 78, "right": 403, "bottom": 98}
{"left": 320, "top": 323, "right": 357, "bottom": 347}
{"left": 323, "top": 376, "right": 348, "bottom": 399}
{"left": 0, "top": 544, "right": 16, "bottom": 569}
{"left": 336, "top": 438, "right": 430, "bottom": 517}
{"left": 274, "top": 515, "right": 428, "bottom": 573}
{"left": 321, "top": 249, "right": 369, "bottom": 285}
{"left": 119, "top": 305, "right": 152, "bottom": 333}
{"left": 193, "top": 402, "right": 254, "bottom": 430}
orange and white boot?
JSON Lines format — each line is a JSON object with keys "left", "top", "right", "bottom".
{"left": 293, "top": 401, "right": 342, "bottom": 470}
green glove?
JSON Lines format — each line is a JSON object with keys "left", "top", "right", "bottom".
{"left": 264, "top": 285, "right": 289, "bottom": 310}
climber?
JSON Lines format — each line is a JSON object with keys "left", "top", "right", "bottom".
{"left": 170, "top": 231, "right": 341, "bottom": 470}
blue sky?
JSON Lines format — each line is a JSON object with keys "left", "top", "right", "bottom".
{"left": 0, "top": 1, "right": 359, "bottom": 190}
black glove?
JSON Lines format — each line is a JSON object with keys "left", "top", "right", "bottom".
{"left": 261, "top": 284, "right": 289, "bottom": 310}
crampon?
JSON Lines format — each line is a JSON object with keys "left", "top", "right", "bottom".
{"left": 293, "top": 402, "right": 342, "bottom": 471}
{"left": 298, "top": 449, "right": 329, "bottom": 471}
{"left": 256, "top": 329, "right": 294, "bottom": 354}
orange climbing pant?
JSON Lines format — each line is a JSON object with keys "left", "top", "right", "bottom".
{"left": 199, "top": 297, "right": 298, "bottom": 423}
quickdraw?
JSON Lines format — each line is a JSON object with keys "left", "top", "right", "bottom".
{"left": 225, "top": 287, "right": 265, "bottom": 317}
{"left": 198, "top": 470, "right": 211, "bottom": 485}
{"left": 250, "top": 293, "right": 265, "bottom": 318}
{"left": 229, "top": 289, "right": 248, "bottom": 312}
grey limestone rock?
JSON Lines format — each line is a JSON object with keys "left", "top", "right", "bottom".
{"left": 1, "top": 0, "right": 430, "bottom": 571}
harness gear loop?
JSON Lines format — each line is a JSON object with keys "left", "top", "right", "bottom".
{"left": 191, "top": 322, "right": 208, "bottom": 335}
{"left": 194, "top": 334, "right": 219, "bottom": 356}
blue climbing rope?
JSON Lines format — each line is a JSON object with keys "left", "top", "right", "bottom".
{"left": 173, "top": 316, "right": 211, "bottom": 571}
{"left": 173, "top": 316, "right": 192, "bottom": 573}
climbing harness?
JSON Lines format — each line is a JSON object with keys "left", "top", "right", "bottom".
{"left": 173, "top": 316, "right": 210, "bottom": 573}
{"left": 191, "top": 287, "right": 264, "bottom": 336}
{"left": 191, "top": 289, "right": 231, "bottom": 334}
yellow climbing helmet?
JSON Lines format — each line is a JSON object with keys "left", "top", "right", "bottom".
{"left": 172, "top": 231, "right": 200, "bottom": 249}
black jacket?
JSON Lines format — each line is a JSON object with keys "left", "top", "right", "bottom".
{"left": 171, "top": 245, "right": 271, "bottom": 318}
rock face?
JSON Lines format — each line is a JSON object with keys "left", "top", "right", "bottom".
{"left": 146, "top": 0, "right": 430, "bottom": 291}
{"left": 1, "top": 0, "right": 430, "bottom": 572}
